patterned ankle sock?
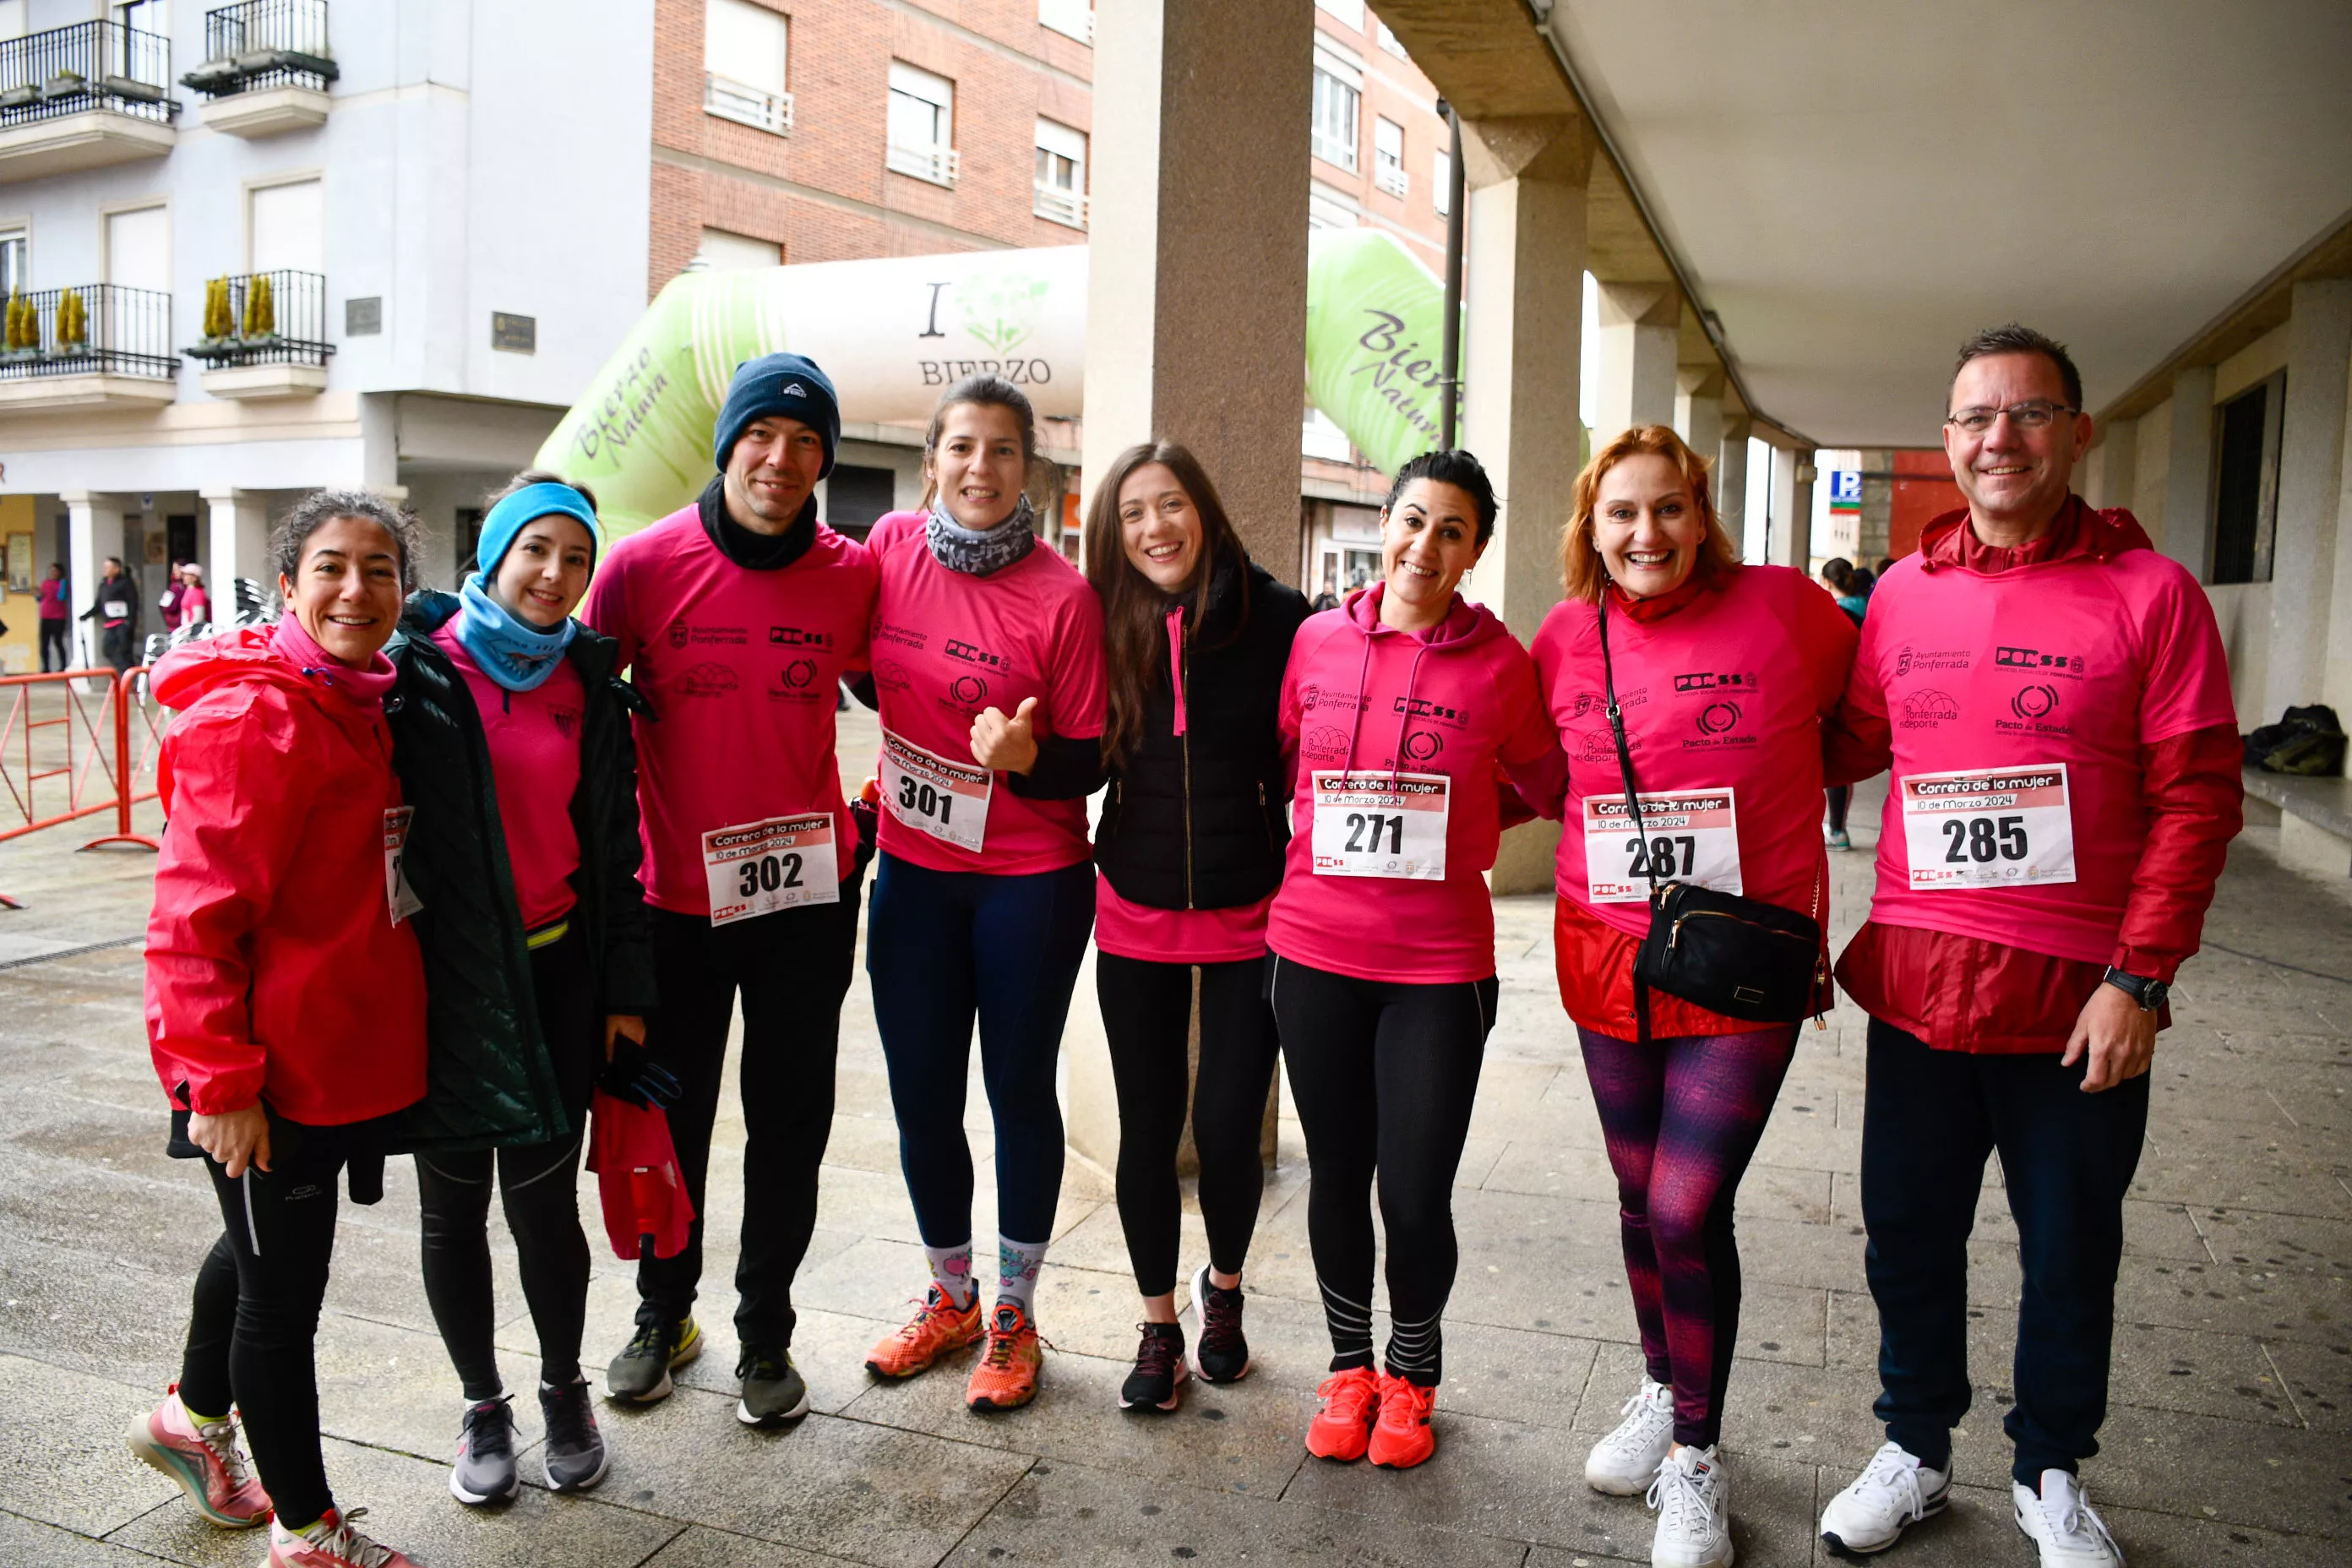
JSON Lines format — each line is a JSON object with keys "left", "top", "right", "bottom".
{"left": 995, "top": 1234, "right": 1048, "bottom": 1317}
{"left": 923, "top": 1242, "right": 976, "bottom": 1309}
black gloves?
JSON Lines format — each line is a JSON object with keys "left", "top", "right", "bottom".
{"left": 599, "top": 1037, "right": 682, "bottom": 1110}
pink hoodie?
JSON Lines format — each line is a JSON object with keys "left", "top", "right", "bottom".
{"left": 1266, "top": 585, "right": 1562, "bottom": 983}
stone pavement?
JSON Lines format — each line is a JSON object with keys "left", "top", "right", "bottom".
{"left": 1, "top": 753, "right": 2348, "bottom": 1566}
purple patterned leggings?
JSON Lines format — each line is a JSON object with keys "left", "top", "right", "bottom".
{"left": 1576, "top": 1023, "right": 1799, "bottom": 1447}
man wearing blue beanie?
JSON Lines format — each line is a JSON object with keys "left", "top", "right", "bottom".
{"left": 579, "top": 349, "right": 880, "bottom": 1431}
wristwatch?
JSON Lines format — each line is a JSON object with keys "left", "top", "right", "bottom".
{"left": 2100, "top": 966, "right": 2169, "bottom": 1012}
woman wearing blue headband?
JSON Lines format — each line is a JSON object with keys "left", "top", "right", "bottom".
{"left": 383, "top": 470, "right": 667, "bottom": 1506}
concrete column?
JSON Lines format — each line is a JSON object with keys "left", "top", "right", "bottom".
{"left": 1674, "top": 368, "right": 1724, "bottom": 497}
{"left": 2097, "top": 416, "right": 2138, "bottom": 513}
{"left": 200, "top": 487, "right": 272, "bottom": 614}
{"left": 1765, "top": 445, "right": 1815, "bottom": 572}
{"left": 1080, "top": 0, "right": 1313, "bottom": 576}
{"left": 59, "top": 490, "right": 126, "bottom": 681}
{"left": 1858, "top": 449, "right": 1893, "bottom": 564}
{"left": 1457, "top": 112, "right": 1593, "bottom": 895}
{"left": 2160, "top": 365, "right": 2217, "bottom": 578}
{"left": 1717, "top": 418, "right": 1750, "bottom": 547}
{"left": 1592, "top": 281, "right": 1678, "bottom": 444}
{"left": 2268, "top": 279, "right": 2352, "bottom": 720}
{"left": 1067, "top": 0, "right": 1315, "bottom": 1184}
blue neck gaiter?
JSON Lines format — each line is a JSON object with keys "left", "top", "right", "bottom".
{"left": 454, "top": 572, "right": 576, "bottom": 692}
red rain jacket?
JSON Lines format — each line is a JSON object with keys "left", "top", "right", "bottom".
{"left": 1824, "top": 504, "right": 2243, "bottom": 1053}
{"left": 144, "top": 629, "right": 427, "bottom": 1121}
{"left": 586, "top": 1092, "right": 694, "bottom": 1260}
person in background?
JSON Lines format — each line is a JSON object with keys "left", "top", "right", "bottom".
{"left": 1534, "top": 426, "right": 1857, "bottom": 1568}
{"left": 581, "top": 352, "right": 878, "bottom": 1429}
{"left": 37, "top": 562, "right": 70, "bottom": 671}
{"left": 177, "top": 564, "right": 213, "bottom": 631}
{"left": 1816, "top": 324, "right": 2242, "bottom": 1568}
{"left": 1083, "top": 440, "right": 1309, "bottom": 1413}
{"left": 1819, "top": 559, "right": 1868, "bottom": 850}
{"left": 160, "top": 560, "right": 188, "bottom": 630}
{"left": 82, "top": 555, "right": 140, "bottom": 672}
{"left": 858, "top": 374, "right": 1106, "bottom": 1413}
{"left": 386, "top": 471, "right": 661, "bottom": 1505}
{"left": 1852, "top": 565, "right": 1878, "bottom": 600}
{"left": 132, "top": 490, "right": 431, "bottom": 1568}
{"left": 1272, "top": 449, "right": 1565, "bottom": 1472}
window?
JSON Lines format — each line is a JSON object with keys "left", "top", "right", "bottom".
{"left": 1037, "top": 0, "right": 1091, "bottom": 43}
{"left": 886, "top": 61, "right": 958, "bottom": 185}
{"left": 1303, "top": 406, "right": 1352, "bottom": 462}
{"left": 1375, "top": 20, "right": 1408, "bottom": 58}
{"left": 249, "top": 177, "right": 323, "bottom": 275}
{"left": 1310, "top": 65, "right": 1358, "bottom": 172}
{"left": 0, "top": 227, "right": 24, "bottom": 298}
{"left": 1033, "top": 117, "right": 1086, "bottom": 227}
{"left": 114, "top": 0, "right": 167, "bottom": 35}
{"left": 2210, "top": 371, "right": 2284, "bottom": 585}
{"left": 699, "top": 226, "right": 781, "bottom": 270}
{"left": 705, "top": 0, "right": 792, "bottom": 134}
{"left": 1315, "top": 0, "right": 1363, "bottom": 28}
{"left": 1373, "top": 116, "right": 1406, "bottom": 197}
{"left": 106, "top": 204, "right": 169, "bottom": 291}
{"left": 1432, "top": 149, "right": 1451, "bottom": 216}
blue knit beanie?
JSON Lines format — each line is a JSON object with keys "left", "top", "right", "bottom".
{"left": 713, "top": 351, "right": 840, "bottom": 477}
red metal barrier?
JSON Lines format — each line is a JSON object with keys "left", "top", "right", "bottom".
{"left": 0, "top": 665, "right": 165, "bottom": 908}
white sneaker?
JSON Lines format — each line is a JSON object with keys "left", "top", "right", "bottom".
{"left": 1647, "top": 1445, "right": 1734, "bottom": 1568}
{"left": 2013, "top": 1469, "right": 2125, "bottom": 1566}
{"left": 1819, "top": 1441, "right": 1950, "bottom": 1555}
{"left": 1585, "top": 1375, "right": 1676, "bottom": 1494}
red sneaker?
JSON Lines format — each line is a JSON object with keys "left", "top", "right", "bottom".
{"left": 126, "top": 1385, "right": 272, "bottom": 1527}
{"left": 1368, "top": 1372, "right": 1437, "bottom": 1469}
{"left": 865, "top": 1284, "right": 985, "bottom": 1380}
{"left": 1304, "top": 1365, "right": 1380, "bottom": 1462}
{"left": 266, "top": 1506, "right": 416, "bottom": 1567}
{"left": 966, "top": 1301, "right": 1046, "bottom": 1411}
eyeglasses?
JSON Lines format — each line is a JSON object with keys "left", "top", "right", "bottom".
{"left": 1945, "top": 400, "right": 2078, "bottom": 434}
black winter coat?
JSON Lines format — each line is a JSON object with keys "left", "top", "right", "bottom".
{"left": 384, "top": 592, "right": 659, "bottom": 1152}
{"left": 1095, "top": 556, "right": 1310, "bottom": 911}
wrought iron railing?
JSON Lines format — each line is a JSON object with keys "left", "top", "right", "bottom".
{"left": 184, "top": 270, "right": 333, "bottom": 368}
{"left": 0, "top": 21, "right": 177, "bottom": 127}
{"left": 0, "top": 284, "right": 178, "bottom": 380}
{"left": 183, "top": 0, "right": 336, "bottom": 97}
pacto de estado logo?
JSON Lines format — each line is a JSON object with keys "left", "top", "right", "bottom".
{"left": 2010, "top": 683, "right": 2061, "bottom": 721}
{"left": 781, "top": 659, "right": 817, "bottom": 690}
{"left": 950, "top": 674, "right": 988, "bottom": 706}
{"left": 1696, "top": 700, "right": 1742, "bottom": 736}
{"left": 1402, "top": 728, "right": 1443, "bottom": 762}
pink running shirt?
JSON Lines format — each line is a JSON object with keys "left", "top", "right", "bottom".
{"left": 1094, "top": 874, "right": 1271, "bottom": 964}
{"left": 580, "top": 504, "right": 877, "bottom": 917}
{"left": 432, "top": 623, "right": 585, "bottom": 931}
{"left": 865, "top": 510, "right": 1106, "bottom": 876}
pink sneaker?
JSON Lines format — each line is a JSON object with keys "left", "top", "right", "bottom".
{"left": 267, "top": 1506, "right": 416, "bottom": 1568}
{"left": 126, "top": 1385, "right": 271, "bottom": 1527}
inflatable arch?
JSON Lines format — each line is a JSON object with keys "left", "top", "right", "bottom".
{"left": 535, "top": 227, "right": 1451, "bottom": 540}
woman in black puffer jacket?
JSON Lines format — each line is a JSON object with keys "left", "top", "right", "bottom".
{"left": 1084, "top": 440, "right": 1309, "bottom": 1414}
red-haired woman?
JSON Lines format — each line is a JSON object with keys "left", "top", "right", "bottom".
{"left": 1530, "top": 426, "right": 1857, "bottom": 1568}
{"left": 1083, "top": 441, "right": 1309, "bottom": 1412}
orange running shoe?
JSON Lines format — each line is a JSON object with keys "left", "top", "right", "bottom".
{"left": 864, "top": 1285, "right": 983, "bottom": 1379}
{"left": 1368, "top": 1372, "right": 1437, "bottom": 1469}
{"left": 1304, "top": 1365, "right": 1380, "bottom": 1462}
{"left": 966, "top": 1301, "right": 1045, "bottom": 1411}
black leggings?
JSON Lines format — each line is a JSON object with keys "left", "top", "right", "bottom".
{"left": 416, "top": 926, "right": 600, "bottom": 1400}
{"left": 177, "top": 1119, "right": 361, "bottom": 1532}
{"left": 1097, "top": 951, "right": 1282, "bottom": 1298}
{"left": 640, "top": 885, "right": 861, "bottom": 1348}
{"left": 1269, "top": 954, "right": 1496, "bottom": 1386}
{"left": 1826, "top": 785, "right": 1852, "bottom": 834}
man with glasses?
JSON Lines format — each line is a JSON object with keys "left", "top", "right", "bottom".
{"left": 1814, "top": 325, "right": 2241, "bottom": 1565}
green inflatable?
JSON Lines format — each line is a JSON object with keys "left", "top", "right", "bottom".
{"left": 536, "top": 227, "right": 1451, "bottom": 541}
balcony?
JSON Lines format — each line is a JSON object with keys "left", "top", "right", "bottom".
{"left": 1374, "top": 162, "right": 1408, "bottom": 199}
{"left": 182, "top": 0, "right": 335, "bottom": 138}
{"left": 1032, "top": 182, "right": 1087, "bottom": 230}
{"left": 0, "top": 284, "right": 178, "bottom": 410}
{"left": 0, "top": 23, "right": 177, "bottom": 182}
{"left": 183, "top": 270, "right": 332, "bottom": 398}
{"left": 886, "top": 141, "right": 959, "bottom": 188}
{"left": 705, "top": 71, "right": 792, "bottom": 137}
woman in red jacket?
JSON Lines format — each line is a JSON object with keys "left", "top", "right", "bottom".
{"left": 1273, "top": 449, "right": 1563, "bottom": 1472}
{"left": 1528, "top": 427, "right": 1856, "bottom": 1568}
{"left": 130, "top": 490, "right": 432, "bottom": 1568}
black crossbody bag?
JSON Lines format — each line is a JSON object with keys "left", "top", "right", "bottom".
{"left": 1597, "top": 592, "right": 1825, "bottom": 1044}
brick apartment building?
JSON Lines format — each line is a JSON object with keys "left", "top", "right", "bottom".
{"left": 646, "top": 0, "right": 1453, "bottom": 571}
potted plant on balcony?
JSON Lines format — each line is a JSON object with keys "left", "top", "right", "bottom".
{"left": 3, "top": 290, "right": 40, "bottom": 361}
{"left": 53, "top": 289, "right": 89, "bottom": 359}
{"left": 239, "top": 273, "right": 278, "bottom": 348}
{"left": 187, "top": 276, "right": 241, "bottom": 362}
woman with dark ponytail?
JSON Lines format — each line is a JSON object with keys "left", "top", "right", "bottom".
{"left": 1083, "top": 441, "right": 1309, "bottom": 1413}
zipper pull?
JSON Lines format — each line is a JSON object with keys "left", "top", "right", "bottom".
{"left": 1668, "top": 917, "right": 1684, "bottom": 950}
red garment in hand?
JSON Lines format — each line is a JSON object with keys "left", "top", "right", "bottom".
{"left": 585, "top": 1092, "right": 696, "bottom": 1260}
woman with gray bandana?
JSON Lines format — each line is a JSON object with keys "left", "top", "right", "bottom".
{"left": 854, "top": 375, "right": 1106, "bottom": 1413}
